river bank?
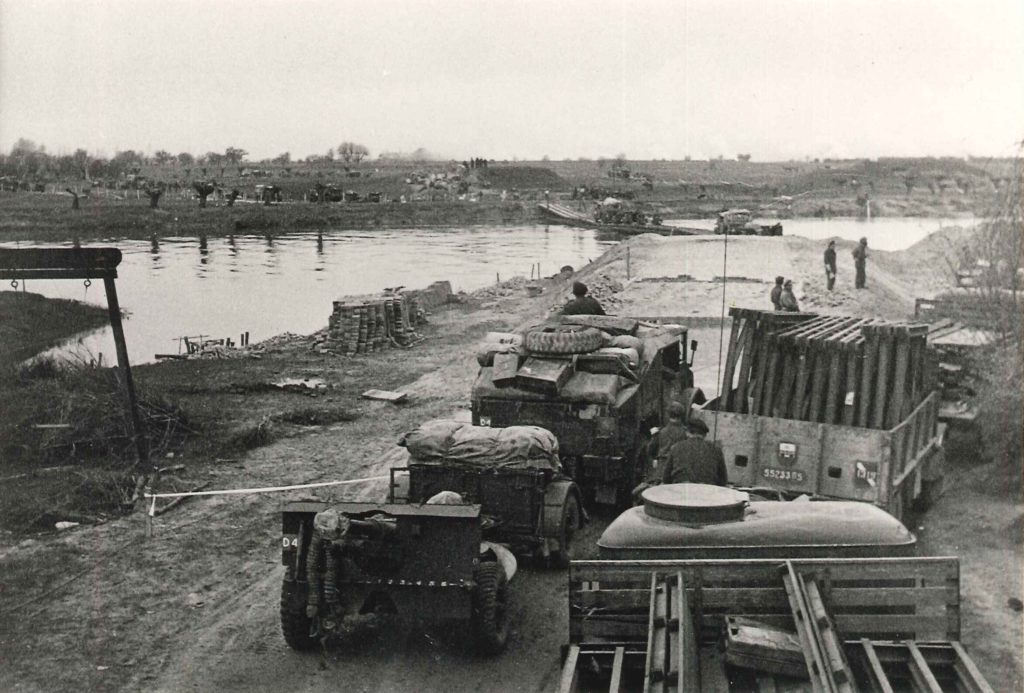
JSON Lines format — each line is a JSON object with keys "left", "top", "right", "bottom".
{"left": 0, "top": 188, "right": 982, "bottom": 245}
{"left": 0, "top": 231, "right": 1019, "bottom": 692}
{"left": 0, "top": 291, "right": 108, "bottom": 368}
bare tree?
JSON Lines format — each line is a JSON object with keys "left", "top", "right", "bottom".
{"left": 193, "top": 181, "right": 216, "bottom": 207}
{"left": 337, "top": 142, "right": 369, "bottom": 163}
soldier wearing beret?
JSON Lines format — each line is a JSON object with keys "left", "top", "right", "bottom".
{"left": 661, "top": 418, "right": 728, "bottom": 487}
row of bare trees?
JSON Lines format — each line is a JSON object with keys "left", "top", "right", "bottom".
{"left": 1, "top": 139, "right": 373, "bottom": 183}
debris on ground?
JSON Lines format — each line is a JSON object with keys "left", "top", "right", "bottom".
{"left": 360, "top": 389, "right": 409, "bottom": 403}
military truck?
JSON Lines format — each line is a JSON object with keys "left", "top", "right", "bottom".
{"left": 714, "top": 208, "right": 784, "bottom": 236}
{"left": 559, "top": 484, "right": 995, "bottom": 692}
{"left": 689, "top": 308, "right": 947, "bottom": 523}
{"left": 470, "top": 315, "right": 703, "bottom": 508}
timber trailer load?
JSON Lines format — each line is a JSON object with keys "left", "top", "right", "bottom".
{"left": 692, "top": 309, "right": 947, "bottom": 522}
{"left": 559, "top": 484, "right": 994, "bottom": 692}
{"left": 472, "top": 314, "right": 703, "bottom": 508}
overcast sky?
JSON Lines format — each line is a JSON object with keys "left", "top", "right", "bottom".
{"left": 1, "top": 0, "right": 1022, "bottom": 162}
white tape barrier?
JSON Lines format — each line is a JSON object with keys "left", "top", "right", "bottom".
{"left": 145, "top": 475, "right": 390, "bottom": 516}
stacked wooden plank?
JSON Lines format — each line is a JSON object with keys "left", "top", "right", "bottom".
{"left": 327, "top": 293, "right": 420, "bottom": 355}
{"left": 721, "top": 308, "right": 933, "bottom": 428}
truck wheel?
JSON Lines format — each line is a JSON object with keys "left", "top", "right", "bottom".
{"left": 525, "top": 327, "right": 604, "bottom": 355}
{"left": 550, "top": 494, "right": 581, "bottom": 569}
{"left": 472, "top": 561, "right": 510, "bottom": 655}
{"left": 280, "top": 577, "right": 318, "bottom": 651}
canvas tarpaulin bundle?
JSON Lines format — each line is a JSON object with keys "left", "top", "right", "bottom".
{"left": 400, "top": 420, "right": 560, "bottom": 469}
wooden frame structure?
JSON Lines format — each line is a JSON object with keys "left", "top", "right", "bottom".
{"left": 0, "top": 248, "right": 150, "bottom": 471}
{"left": 560, "top": 557, "right": 993, "bottom": 693}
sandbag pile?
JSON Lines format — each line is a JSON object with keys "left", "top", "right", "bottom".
{"left": 720, "top": 308, "right": 934, "bottom": 429}
{"left": 400, "top": 420, "right": 561, "bottom": 470}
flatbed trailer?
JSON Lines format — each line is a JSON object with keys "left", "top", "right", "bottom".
{"left": 560, "top": 557, "right": 994, "bottom": 693}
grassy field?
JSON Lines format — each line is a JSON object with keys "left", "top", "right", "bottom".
{"left": 1, "top": 157, "right": 998, "bottom": 244}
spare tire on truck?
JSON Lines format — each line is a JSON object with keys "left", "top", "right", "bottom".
{"left": 525, "top": 326, "right": 605, "bottom": 355}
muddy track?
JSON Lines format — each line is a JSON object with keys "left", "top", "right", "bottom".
{"left": 1, "top": 234, "right": 1018, "bottom": 692}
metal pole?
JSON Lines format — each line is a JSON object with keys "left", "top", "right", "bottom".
{"left": 103, "top": 277, "right": 150, "bottom": 471}
{"left": 713, "top": 231, "right": 729, "bottom": 441}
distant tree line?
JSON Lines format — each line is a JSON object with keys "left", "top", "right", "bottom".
{"left": 0, "top": 138, "right": 376, "bottom": 183}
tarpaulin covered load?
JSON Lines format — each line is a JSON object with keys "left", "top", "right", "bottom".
{"left": 400, "top": 420, "right": 561, "bottom": 469}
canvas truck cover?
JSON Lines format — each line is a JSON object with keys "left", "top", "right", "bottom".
{"left": 400, "top": 420, "right": 561, "bottom": 469}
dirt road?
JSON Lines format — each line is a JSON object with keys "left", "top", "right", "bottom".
{"left": 1, "top": 233, "right": 1019, "bottom": 692}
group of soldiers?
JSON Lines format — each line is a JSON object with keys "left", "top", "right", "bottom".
{"left": 594, "top": 208, "right": 662, "bottom": 226}
{"left": 633, "top": 402, "right": 727, "bottom": 501}
{"left": 825, "top": 237, "right": 870, "bottom": 291}
{"left": 770, "top": 276, "right": 801, "bottom": 312}
{"left": 770, "top": 237, "right": 871, "bottom": 311}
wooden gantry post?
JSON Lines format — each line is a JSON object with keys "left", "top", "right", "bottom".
{"left": 0, "top": 248, "right": 151, "bottom": 477}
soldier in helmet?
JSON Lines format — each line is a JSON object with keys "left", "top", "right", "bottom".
{"left": 633, "top": 401, "right": 689, "bottom": 501}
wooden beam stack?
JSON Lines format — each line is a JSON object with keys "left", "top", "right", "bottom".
{"left": 721, "top": 308, "right": 932, "bottom": 429}
{"left": 327, "top": 293, "right": 421, "bottom": 355}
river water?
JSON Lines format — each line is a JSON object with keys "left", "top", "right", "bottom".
{"left": 1, "top": 217, "right": 972, "bottom": 366}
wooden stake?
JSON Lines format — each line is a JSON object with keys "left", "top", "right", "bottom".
{"left": 888, "top": 332, "right": 911, "bottom": 429}
{"left": 858, "top": 329, "right": 877, "bottom": 427}
{"left": 872, "top": 328, "right": 894, "bottom": 429}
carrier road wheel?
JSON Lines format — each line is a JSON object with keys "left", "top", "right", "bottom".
{"left": 550, "top": 493, "right": 581, "bottom": 569}
{"left": 472, "top": 561, "right": 510, "bottom": 655}
{"left": 280, "top": 577, "right": 318, "bottom": 651}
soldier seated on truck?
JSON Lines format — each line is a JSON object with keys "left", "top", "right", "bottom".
{"left": 560, "top": 281, "right": 605, "bottom": 316}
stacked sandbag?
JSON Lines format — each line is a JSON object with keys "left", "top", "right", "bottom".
{"left": 400, "top": 420, "right": 560, "bottom": 470}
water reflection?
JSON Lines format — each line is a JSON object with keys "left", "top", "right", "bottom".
{"left": 0, "top": 218, "right": 967, "bottom": 367}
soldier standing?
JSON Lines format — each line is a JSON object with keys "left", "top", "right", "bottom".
{"left": 633, "top": 401, "right": 689, "bottom": 501}
{"left": 852, "top": 237, "right": 868, "bottom": 289}
{"left": 661, "top": 419, "right": 728, "bottom": 486}
{"left": 770, "top": 276, "right": 784, "bottom": 310}
{"left": 824, "top": 240, "right": 837, "bottom": 290}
